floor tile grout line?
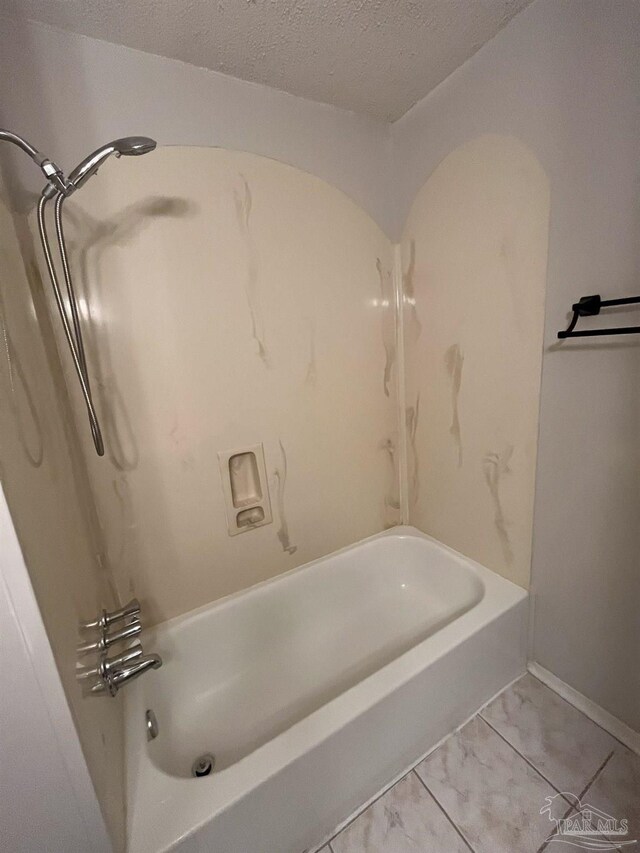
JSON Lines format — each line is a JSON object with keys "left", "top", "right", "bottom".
{"left": 577, "top": 750, "right": 615, "bottom": 801}
{"left": 537, "top": 796, "right": 578, "bottom": 853}
{"left": 536, "top": 751, "right": 616, "bottom": 853}
{"left": 325, "top": 747, "right": 478, "bottom": 851}
{"left": 478, "top": 714, "right": 570, "bottom": 797}
{"left": 576, "top": 751, "right": 626, "bottom": 852}
{"left": 537, "top": 803, "right": 623, "bottom": 853}
{"left": 527, "top": 671, "right": 629, "bottom": 752}
{"left": 412, "top": 768, "right": 477, "bottom": 852}
{"left": 322, "top": 707, "right": 485, "bottom": 850}
{"left": 322, "top": 766, "right": 416, "bottom": 846}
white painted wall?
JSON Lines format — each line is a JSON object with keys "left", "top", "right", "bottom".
{"left": 0, "top": 15, "right": 392, "bottom": 234}
{"left": 392, "top": 0, "right": 640, "bottom": 732}
{"left": 0, "top": 485, "right": 111, "bottom": 853}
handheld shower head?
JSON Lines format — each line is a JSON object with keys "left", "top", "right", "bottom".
{"left": 67, "top": 136, "right": 157, "bottom": 190}
{"left": 41, "top": 136, "right": 157, "bottom": 198}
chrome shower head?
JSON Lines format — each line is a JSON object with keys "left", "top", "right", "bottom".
{"left": 40, "top": 136, "right": 157, "bottom": 199}
{"left": 66, "top": 136, "right": 157, "bottom": 191}
{"left": 113, "top": 137, "right": 157, "bottom": 156}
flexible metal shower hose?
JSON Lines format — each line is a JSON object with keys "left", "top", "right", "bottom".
{"left": 37, "top": 193, "right": 105, "bottom": 455}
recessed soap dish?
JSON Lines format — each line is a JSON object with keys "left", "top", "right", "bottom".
{"left": 218, "top": 444, "right": 272, "bottom": 536}
{"left": 236, "top": 506, "right": 265, "bottom": 527}
{"left": 229, "top": 451, "right": 263, "bottom": 507}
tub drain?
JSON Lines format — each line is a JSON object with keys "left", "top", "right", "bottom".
{"left": 192, "top": 754, "right": 215, "bottom": 777}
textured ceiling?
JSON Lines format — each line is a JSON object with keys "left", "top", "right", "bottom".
{"left": 13, "top": 0, "right": 532, "bottom": 121}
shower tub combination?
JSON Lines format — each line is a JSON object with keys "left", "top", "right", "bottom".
{"left": 126, "top": 526, "right": 527, "bottom": 853}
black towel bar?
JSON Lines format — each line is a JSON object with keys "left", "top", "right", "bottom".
{"left": 557, "top": 294, "right": 640, "bottom": 339}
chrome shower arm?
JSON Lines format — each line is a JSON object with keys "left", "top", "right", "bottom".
{"left": 0, "top": 128, "right": 47, "bottom": 164}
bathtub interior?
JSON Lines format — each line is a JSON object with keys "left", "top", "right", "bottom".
{"left": 138, "top": 532, "right": 485, "bottom": 777}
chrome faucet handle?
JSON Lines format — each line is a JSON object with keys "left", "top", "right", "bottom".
{"left": 77, "top": 643, "right": 143, "bottom": 681}
{"left": 78, "top": 619, "right": 141, "bottom": 656}
{"left": 104, "top": 598, "right": 141, "bottom": 627}
{"left": 82, "top": 598, "right": 141, "bottom": 631}
{"left": 102, "top": 643, "right": 144, "bottom": 673}
{"left": 90, "top": 653, "right": 162, "bottom": 696}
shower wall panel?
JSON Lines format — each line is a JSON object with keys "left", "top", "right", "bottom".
{"left": 57, "top": 147, "right": 399, "bottom": 624}
{"left": 401, "top": 135, "right": 549, "bottom": 589}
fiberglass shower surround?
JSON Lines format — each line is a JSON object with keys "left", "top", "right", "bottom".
{"left": 0, "top": 129, "right": 156, "bottom": 456}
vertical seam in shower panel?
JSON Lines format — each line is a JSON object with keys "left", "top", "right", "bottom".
{"left": 393, "top": 242, "right": 410, "bottom": 524}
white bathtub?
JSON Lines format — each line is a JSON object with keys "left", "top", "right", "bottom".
{"left": 126, "top": 527, "right": 527, "bottom": 853}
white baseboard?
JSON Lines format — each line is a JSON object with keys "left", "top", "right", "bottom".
{"left": 528, "top": 662, "right": 640, "bottom": 756}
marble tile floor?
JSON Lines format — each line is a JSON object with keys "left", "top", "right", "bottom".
{"left": 315, "top": 673, "right": 639, "bottom": 853}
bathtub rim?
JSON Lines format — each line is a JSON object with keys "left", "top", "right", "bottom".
{"left": 125, "top": 525, "right": 528, "bottom": 853}
{"left": 142, "top": 524, "right": 487, "bottom": 639}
